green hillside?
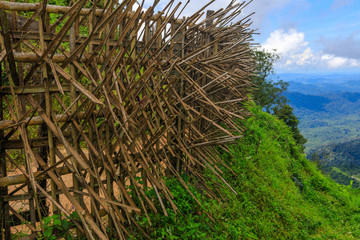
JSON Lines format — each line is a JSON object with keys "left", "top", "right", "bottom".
{"left": 130, "top": 104, "right": 360, "bottom": 239}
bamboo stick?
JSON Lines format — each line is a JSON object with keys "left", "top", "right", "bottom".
{"left": 104, "top": 1, "right": 114, "bottom": 234}
{"left": 0, "top": 44, "right": 11, "bottom": 240}
{"left": 0, "top": 0, "right": 184, "bottom": 23}
{"left": 69, "top": 8, "right": 83, "bottom": 238}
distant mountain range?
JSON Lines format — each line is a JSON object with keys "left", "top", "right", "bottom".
{"left": 286, "top": 91, "right": 360, "bottom": 114}
{"left": 280, "top": 73, "right": 360, "bottom": 152}
{"left": 287, "top": 81, "right": 360, "bottom": 95}
{"left": 278, "top": 73, "right": 360, "bottom": 84}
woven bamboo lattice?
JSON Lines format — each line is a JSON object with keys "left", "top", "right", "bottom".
{"left": 0, "top": 0, "right": 255, "bottom": 239}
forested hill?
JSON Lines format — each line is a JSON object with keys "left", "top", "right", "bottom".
{"left": 308, "top": 138, "right": 360, "bottom": 189}
{"left": 287, "top": 81, "right": 360, "bottom": 95}
{"left": 284, "top": 81, "right": 360, "bottom": 151}
{"left": 311, "top": 138, "right": 360, "bottom": 168}
{"left": 286, "top": 91, "right": 360, "bottom": 115}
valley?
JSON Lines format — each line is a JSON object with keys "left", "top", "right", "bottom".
{"left": 281, "top": 73, "right": 360, "bottom": 187}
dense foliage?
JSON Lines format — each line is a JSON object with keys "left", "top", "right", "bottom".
{"left": 251, "top": 50, "right": 289, "bottom": 112}
{"left": 273, "top": 104, "right": 307, "bottom": 148}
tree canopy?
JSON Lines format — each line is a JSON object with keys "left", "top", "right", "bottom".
{"left": 251, "top": 49, "right": 306, "bottom": 150}
{"left": 251, "top": 49, "right": 289, "bottom": 112}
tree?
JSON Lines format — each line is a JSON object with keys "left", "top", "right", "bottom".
{"left": 252, "top": 49, "right": 306, "bottom": 151}
{"left": 273, "top": 104, "right": 307, "bottom": 149}
{"left": 251, "top": 50, "right": 289, "bottom": 112}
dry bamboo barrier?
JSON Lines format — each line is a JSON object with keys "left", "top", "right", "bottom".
{"left": 0, "top": 0, "right": 255, "bottom": 239}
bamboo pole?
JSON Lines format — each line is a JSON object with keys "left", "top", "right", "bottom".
{"left": 40, "top": 12, "right": 59, "bottom": 215}
{"left": 88, "top": 4, "right": 99, "bottom": 226}
{"left": 0, "top": 0, "right": 184, "bottom": 23}
{"left": 69, "top": 6, "right": 83, "bottom": 238}
{"left": 37, "top": 13, "right": 51, "bottom": 223}
{"left": 0, "top": 47, "right": 11, "bottom": 240}
{"left": 104, "top": 1, "right": 114, "bottom": 235}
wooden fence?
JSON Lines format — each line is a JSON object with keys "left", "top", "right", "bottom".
{"left": 0, "top": 0, "right": 255, "bottom": 239}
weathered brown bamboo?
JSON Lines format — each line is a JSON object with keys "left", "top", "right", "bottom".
{"left": 0, "top": 46, "right": 11, "bottom": 240}
{"left": 0, "top": 0, "right": 255, "bottom": 239}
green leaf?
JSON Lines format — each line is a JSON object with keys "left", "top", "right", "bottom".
{"left": 44, "top": 228, "right": 52, "bottom": 238}
{"left": 43, "top": 217, "right": 52, "bottom": 225}
{"left": 62, "top": 219, "right": 70, "bottom": 229}
{"left": 53, "top": 218, "right": 62, "bottom": 226}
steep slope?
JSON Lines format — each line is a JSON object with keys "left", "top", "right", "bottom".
{"left": 213, "top": 105, "right": 360, "bottom": 239}
{"left": 131, "top": 105, "right": 360, "bottom": 239}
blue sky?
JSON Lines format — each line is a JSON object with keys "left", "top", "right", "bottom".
{"left": 142, "top": 0, "right": 360, "bottom": 74}
{"left": 255, "top": 0, "right": 360, "bottom": 73}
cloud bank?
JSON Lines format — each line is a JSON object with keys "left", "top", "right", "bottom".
{"left": 262, "top": 28, "right": 360, "bottom": 70}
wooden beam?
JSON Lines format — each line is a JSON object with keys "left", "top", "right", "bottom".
{"left": 0, "top": 84, "right": 70, "bottom": 95}
{"left": 12, "top": 52, "right": 105, "bottom": 63}
{"left": 0, "top": 165, "right": 71, "bottom": 187}
{"left": 1, "top": 136, "right": 58, "bottom": 149}
{"left": 0, "top": 112, "right": 87, "bottom": 130}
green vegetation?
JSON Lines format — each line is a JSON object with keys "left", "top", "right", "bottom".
{"left": 273, "top": 104, "right": 307, "bottom": 149}
{"left": 251, "top": 50, "right": 306, "bottom": 151}
{"left": 37, "top": 213, "right": 78, "bottom": 240}
{"left": 323, "top": 167, "right": 360, "bottom": 188}
{"left": 251, "top": 50, "right": 288, "bottom": 112}
{"left": 128, "top": 104, "right": 360, "bottom": 239}
{"left": 308, "top": 139, "right": 360, "bottom": 188}
{"left": 299, "top": 113, "right": 360, "bottom": 151}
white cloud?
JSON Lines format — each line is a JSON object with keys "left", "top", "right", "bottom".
{"left": 293, "top": 47, "right": 316, "bottom": 66}
{"left": 321, "top": 54, "right": 360, "bottom": 69}
{"left": 262, "top": 29, "right": 307, "bottom": 55}
{"left": 262, "top": 28, "right": 360, "bottom": 70}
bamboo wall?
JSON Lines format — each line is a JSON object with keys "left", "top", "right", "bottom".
{"left": 0, "top": 0, "right": 255, "bottom": 239}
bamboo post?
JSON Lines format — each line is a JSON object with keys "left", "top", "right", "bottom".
{"left": 176, "top": 20, "right": 185, "bottom": 173}
{"left": 69, "top": 4, "right": 82, "bottom": 239}
{"left": 170, "top": 19, "right": 183, "bottom": 174}
{"left": 141, "top": 19, "right": 150, "bottom": 189}
{"left": 105, "top": 0, "right": 114, "bottom": 236}
{"left": 0, "top": 55, "right": 10, "bottom": 240}
{"left": 46, "top": 12, "right": 58, "bottom": 213}
{"left": 156, "top": 13, "right": 163, "bottom": 177}
{"left": 39, "top": 11, "right": 58, "bottom": 219}
{"left": 88, "top": 4, "right": 100, "bottom": 225}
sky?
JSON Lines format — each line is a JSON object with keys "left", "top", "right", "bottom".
{"left": 141, "top": 0, "right": 360, "bottom": 74}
